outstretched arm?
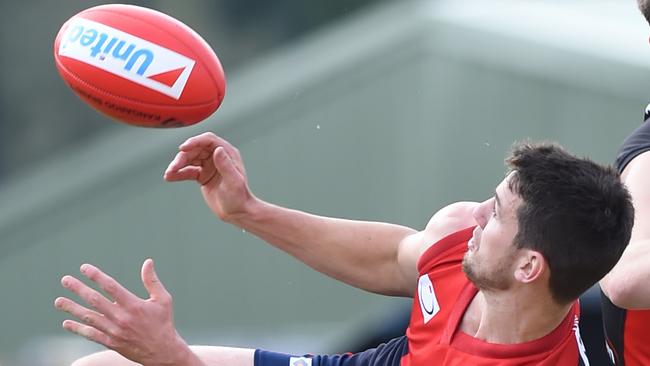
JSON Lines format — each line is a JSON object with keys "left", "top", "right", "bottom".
{"left": 55, "top": 260, "right": 254, "bottom": 366}
{"left": 56, "top": 197, "right": 478, "bottom": 366}
{"left": 164, "top": 132, "right": 425, "bottom": 296}
{"left": 601, "top": 119, "right": 650, "bottom": 309}
{"left": 601, "top": 151, "right": 650, "bottom": 309}
{"left": 228, "top": 201, "right": 426, "bottom": 296}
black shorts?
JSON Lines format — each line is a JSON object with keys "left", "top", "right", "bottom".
{"left": 254, "top": 336, "right": 408, "bottom": 366}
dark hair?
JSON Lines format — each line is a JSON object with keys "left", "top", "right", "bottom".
{"left": 506, "top": 142, "right": 634, "bottom": 305}
{"left": 639, "top": 0, "right": 650, "bottom": 25}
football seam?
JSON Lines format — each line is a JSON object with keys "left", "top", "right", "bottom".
{"left": 83, "top": 7, "right": 225, "bottom": 102}
{"left": 55, "top": 56, "right": 220, "bottom": 110}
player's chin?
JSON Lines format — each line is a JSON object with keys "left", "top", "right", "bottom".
{"left": 461, "top": 254, "right": 475, "bottom": 280}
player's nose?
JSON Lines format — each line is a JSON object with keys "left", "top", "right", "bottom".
{"left": 472, "top": 199, "right": 490, "bottom": 228}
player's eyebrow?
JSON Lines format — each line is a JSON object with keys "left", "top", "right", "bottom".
{"left": 494, "top": 191, "right": 502, "bottom": 215}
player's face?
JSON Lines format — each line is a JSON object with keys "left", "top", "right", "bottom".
{"left": 462, "top": 173, "right": 521, "bottom": 291}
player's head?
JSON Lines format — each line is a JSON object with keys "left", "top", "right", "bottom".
{"left": 638, "top": 0, "right": 650, "bottom": 25}
{"left": 463, "top": 142, "right": 634, "bottom": 305}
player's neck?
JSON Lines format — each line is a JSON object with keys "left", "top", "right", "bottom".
{"left": 460, "top": 288, "right": 572, "bottom": 344}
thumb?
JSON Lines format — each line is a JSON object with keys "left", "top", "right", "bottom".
{"left": 141, "top": 258, "right": 170, "bottom": 301}
{"left": 213, "top": 146, "right": 241, "bottom": 184}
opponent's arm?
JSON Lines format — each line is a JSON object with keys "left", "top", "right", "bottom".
{"left": 601, "top": 151, "right": 650, "bottom": 309}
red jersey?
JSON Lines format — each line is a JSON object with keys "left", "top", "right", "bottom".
{"left": 602, "top": 294, "right": 650, "bottom": 365}
{"left": 254, "top": 227, "right": 590, "bottom": 366}
{"left": 401, "top": 226, "right": 589, "bottom": 366}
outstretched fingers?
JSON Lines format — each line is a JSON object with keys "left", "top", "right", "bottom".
{"left": 60, "top": 274, "right": 117, "bottom": 316}
{"left": 55, "top": 260, "right": 190, "bottom": 366}
{"left": 55, "top": 296, "right": 116, "bottom": 336}
{"left": 141, "top": 259, "right": 171, "bottom": 303}
{"left": 79, "top": 264, "right": 139, "bottom": 306}
{"left": 62, "top": 319, "right": 113, "bottom": 347}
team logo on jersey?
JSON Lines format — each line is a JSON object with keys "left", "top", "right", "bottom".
{"left": 58, "top": 18, "right": 195, "bottom": 99}
{"left": 418, "top": 274, "right": 440, "bottom": 323}
{"left": 289, "top": 357, "right": 312, "bottom": 366}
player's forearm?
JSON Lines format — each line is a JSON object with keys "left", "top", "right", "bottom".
{"left": 230, "top": 199, "right": 418, "bottom": 295}
{"left": 155, "top": 343, "right": 206, "bottom": 366}
{"left": 70, "top": 346, "right": 254, "bottom": 366}
{"left": 603, "top": 153, "right": 650, "bottom": 308}
{"left": 601, "top": 240, "right": 650, "bottom": 309}
{"left": 189, "top": 346, "right": 254, "bottom": 366}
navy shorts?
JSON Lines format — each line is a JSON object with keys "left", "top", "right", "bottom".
{"left": 254, "top": 336, "right": 408, "bottom": 366}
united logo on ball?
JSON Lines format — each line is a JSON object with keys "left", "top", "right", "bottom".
{"left": 53, "top": 4, "right": 226, "bottom": 128}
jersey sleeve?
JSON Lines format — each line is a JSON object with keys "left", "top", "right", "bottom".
{"left": 254, "top": 336, "right": 408, "bottom": 366}
{"left": 416, "top": 226, "right": 475, "bottom": 275}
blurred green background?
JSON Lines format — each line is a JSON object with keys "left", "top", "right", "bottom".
{"left": 1, "top": 1, "right": 649, "bottom": 365}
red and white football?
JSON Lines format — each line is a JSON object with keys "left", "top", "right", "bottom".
{"left": 53, "top": 4, "right": 226, "bottom": 128}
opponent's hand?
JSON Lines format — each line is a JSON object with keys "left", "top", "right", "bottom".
{"left": 164, "top": 132, "right": 256, "bottom": 223}
{"left": 55, "top": 259, "right": 203, "bottom": 366}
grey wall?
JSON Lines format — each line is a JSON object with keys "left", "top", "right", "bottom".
{"left": 0, "top": 1, "right": 648, "bottom": 365}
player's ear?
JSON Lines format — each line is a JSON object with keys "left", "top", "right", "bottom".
{"left": 514, "top": 249, "right": 545, "bottom": 284}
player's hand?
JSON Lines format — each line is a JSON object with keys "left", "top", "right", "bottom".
{"left": 164, "top": 132, "right": 256, "bottom": 223}
{"left": 54, "top": 259, "right": 203, "bottom": 366}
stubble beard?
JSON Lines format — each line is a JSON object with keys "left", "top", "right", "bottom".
{"left": 462, "top": 250, "right": 515, "bottom": 292}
